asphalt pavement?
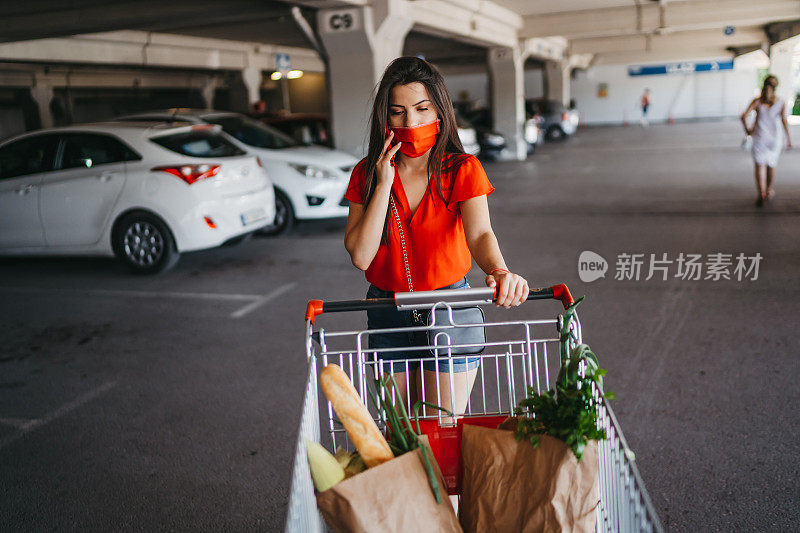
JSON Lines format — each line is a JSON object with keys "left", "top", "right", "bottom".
{"left": 1, "top": 119, "right": 798, "bottom": 531}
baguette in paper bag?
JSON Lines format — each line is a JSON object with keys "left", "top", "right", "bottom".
{"left": 320, "top": 364, "right": 394, "bottom": 468}
{"left": 316, "top": 435, "right": 462, "bottom": 533}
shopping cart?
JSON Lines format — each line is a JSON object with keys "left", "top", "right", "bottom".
{"left": 285, "top": 284, "right": 664, "bottom": 533}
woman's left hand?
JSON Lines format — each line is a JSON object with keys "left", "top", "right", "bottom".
{"left": 486, "top": 270, "right": 529, "bottom": 308}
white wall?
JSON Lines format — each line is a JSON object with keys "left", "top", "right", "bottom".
{"left": 441, "top": 69, "right": 489, "bottom": 109}
{"left": 571, "top": 54, "right": 763, "bottom": 125}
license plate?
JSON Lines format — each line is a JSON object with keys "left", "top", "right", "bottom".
{"left": 240, "top": 207, "right": 266, "bottom": 226}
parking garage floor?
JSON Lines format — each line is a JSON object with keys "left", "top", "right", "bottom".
{"left": 1, "top": 119, "right": 799, "bottom": 531}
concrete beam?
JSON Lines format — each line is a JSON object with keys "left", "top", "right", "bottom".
{"left": 0, "top": 30, "right": 325, "bottom": 73}
{"left": 291, "top": 0, "right": 368, "bottom": 7}
{"left": 571, "top": 26, "right": 767, "bottom": 56}
{"left": 727, "top": 44, "right": 770, "bottom": 58}
{"left": 521, "top": 37, "right": 567, "bottom": 62}
{"left": 765, "top": 18, "right": 800, "bottom": 45}
{"left": 590, "top": 48, "right": 737, "bottom": 66}
{"left": 0, "top": 64, "right": 224, "bottom": 90}
{"left": 408, "top": 0, "right": 522, "bottom": 48}
{"left": 568, "top": 54, "right": 594, "bottom": 71}
{"left": 522, "top": 0, "right": 800, "bottom": 40}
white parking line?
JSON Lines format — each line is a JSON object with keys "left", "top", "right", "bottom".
{"left": 230, "top": 282, "right": 297, "bottom": 318}
{"left": 0, "top": 286, "right": 258, "bottom": 301}
{"left": 0, "top": 285, "right": 293, "bottom": 318}
{"left": 0, "top": 417, "right": 33, "bottom": 428}
{"left": 0, "top": 380, "right": 117, "bottom": 451}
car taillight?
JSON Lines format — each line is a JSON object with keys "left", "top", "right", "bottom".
{"left": 256, "top": 157, "right": 263, "bottom": 168}
{"left": 561, "top": 112, "right": 568, "bottom": 121}
{"left": 152, "top": 164, "right": 220, "bottom": 184}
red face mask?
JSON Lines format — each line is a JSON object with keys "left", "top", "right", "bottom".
{"left": 388, "top": 119, "right": 440, "bottom": 158}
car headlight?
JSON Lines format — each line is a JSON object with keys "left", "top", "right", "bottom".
{"left": 288, "top": 163, "right": 337, "bottom": 180}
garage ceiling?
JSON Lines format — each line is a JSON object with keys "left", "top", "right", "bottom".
{"left": 496, "top": 0, "right": 800, "bottom": 63}
{"left": 0, "top": 0, "right": 797, "bottom": 66}
{"left": 404, "top": 32, "right": 487, "bottom": 67}
{"left": 0, "top": 0, "right": 316, "bottom": 47}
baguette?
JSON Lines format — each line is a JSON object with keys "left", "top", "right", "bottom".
{"left": 320, "top": 364, "right": 394, "bottom": 468}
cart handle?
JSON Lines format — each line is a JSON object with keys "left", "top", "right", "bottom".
{"left": 305, "top": 283, "right": 574, "bottom": 324}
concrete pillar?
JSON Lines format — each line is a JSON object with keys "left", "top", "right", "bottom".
{"left": 488, "top": 47, "right": 526, "bottom": 161}
{"left": 241, "top": 57, "right": 263, "bottom": 110}
{"left": 201, "top": 76, "right": 217, "bottom": 111}
{"left": 769, "top": 36, "right": 799, "bottom": 108}
{"left": 317, "top": 0, "right": 412, "bottom": 157}
{"left": 545, "top": 60, "right": 571, "bottom": 107}
{"left": 30, "top": 75, "right": 54, "bottom": 129}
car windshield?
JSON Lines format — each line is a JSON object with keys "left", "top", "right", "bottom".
{"left": 204, "top": 115, "right": 298, "bottom": 149}
{"left": 150, "top": 129, "right": 246, "bottom": 157}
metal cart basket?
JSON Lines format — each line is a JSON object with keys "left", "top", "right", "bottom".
{"left": 285, "top": 284, "right": 664, "bottom": 533}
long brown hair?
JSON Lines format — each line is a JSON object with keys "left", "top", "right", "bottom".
{"left": 760, "top": 75, "right": 778, "bottom": 106}
{"left": 361, "top": 57, "right": 466, "bottom": 227}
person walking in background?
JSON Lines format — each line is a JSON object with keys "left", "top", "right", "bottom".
{"left": 740, "top": 75, "right": 793, "bottom": 207}
{"left": 640, "top": 88, "right": 651, "bottom": 126}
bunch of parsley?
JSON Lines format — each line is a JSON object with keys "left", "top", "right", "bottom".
{"left": 513, "top": 296, "right": 614, "bottom": 461}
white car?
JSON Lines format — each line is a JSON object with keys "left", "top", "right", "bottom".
{"left": 117, "top": 110, "right": 359, "bottom": 235}
{"left": 0, "top": 121, "right": 275, "bottom": 273}
{"left": 455, "top": 114, "right": 481, "bottom": 157}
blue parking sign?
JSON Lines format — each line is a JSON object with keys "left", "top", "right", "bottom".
{"left": 277, "top": 53, "right": 291, "bottom": 72}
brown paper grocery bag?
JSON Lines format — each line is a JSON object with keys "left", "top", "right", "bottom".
{"left": 316, "top": 438, "right": 462, "bottom": 533}
{"left": 460, "top": 423, "right": 599, "bottom": 533}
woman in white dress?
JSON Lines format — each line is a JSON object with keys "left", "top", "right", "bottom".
{"left": 740, "top": 75, "right": 793, "bottom": 206}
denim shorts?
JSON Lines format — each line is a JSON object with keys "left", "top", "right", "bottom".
{"left": 366, "top": 276, "right": 481, "bottom": 373}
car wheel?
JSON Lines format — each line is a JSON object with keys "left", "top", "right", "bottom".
{"left": 258, "top": 190, "right": 294, "bottom": 236}
{"left": 546, "top": 125, "right": 566, "bottom": 141}
{"left": 113, "top": 212, "right": 179, "bottom": 274}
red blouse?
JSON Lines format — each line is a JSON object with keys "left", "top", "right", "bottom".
{"left": 345, "top": 153, "right": 495, "bottom": 292}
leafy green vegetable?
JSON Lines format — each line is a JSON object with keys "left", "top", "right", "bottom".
{"left": 514, "top": 296, "right": 613, "bottom": 461}
{"left": 368, "top": 375, "right": 453, "bottom": 504}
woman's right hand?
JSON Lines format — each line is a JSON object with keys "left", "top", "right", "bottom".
{"left": 376, "top": 131, "right": 401, "bottom": 188}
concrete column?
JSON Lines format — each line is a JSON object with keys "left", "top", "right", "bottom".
{"left": 769, "top": 36, "right": 799, "bottom": 107}
{"left": 201, "top": 76, "right": 217, "bottom": 111}
{"left": 488, "top": 46, "right": 526, "bottom": 161}
{"left": 318, "top": 0, "right": 412, "bottom": 157}
{"left": 240, "top": 57, "right": 263, "bottom": 110}
{"left": 30, "top": 75, "right": 54, "bottom": 129}
{"left": 545, "top": 60, "right": 571, "bottom": 107}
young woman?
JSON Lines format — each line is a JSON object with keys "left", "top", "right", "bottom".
{"left": 343, "top": 56, "right": 529, "bottom": 415}
{"left": 741, "top": 75, "right": 793, "bottom": 206}
{"left": 640, "top": 88, "right": 651, "bottom": 126}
